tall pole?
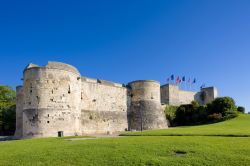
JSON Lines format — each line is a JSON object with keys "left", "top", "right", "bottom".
{"left": 140, "top": 103, "right": 143, "bottom": 132}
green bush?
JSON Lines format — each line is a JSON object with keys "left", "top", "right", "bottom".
{"left": 237, "top": 106, "right": 245, "bottom": 113}
{"left": 208, "top": 97, "right": 237, "bottom": 116}
{"left": 163, "top": 97, "right": 241, "bottom": 126}
{"left": 208, "top": 113, "right": 223, "bottom": 122}
{"left": 223, "top": 111, "right": 238, "bottom": 120}
{"left": 174, "top": 101, "right": 207, "bottom": 126}
{"left": 164, "top": 105, "right": 178, "bottom": 126}
{"left": 206, "top": 97, "right": 238, "bottom": 122}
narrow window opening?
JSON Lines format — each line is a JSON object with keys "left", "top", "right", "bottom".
{"left": 47, "top": 121, "right": 50, "bottom": 124}
{"left": 68, "top": 85, "right": 71, "bottom": 94}
{"left": 36, "top": 96, "right": 40, "bottom": 104}
{"left": 48, "top": 114, "right": 49, "bottom": 117}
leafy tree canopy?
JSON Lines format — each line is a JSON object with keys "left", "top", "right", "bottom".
{"left": 0, "top": 85, "right": 16, "bottom": 135}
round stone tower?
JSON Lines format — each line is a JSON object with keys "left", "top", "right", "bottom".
{"left": 22, "top": 62, "right": 82, "bottom": 138}
{"left": 128, "top": 80, "right": 168, "bottom": 131}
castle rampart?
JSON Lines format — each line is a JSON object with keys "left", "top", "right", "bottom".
{"left": 80, "top": 77, "right": 128, "bottom": 134}
{"left": 15, "top": 61, "right": 217, "bottom": 139}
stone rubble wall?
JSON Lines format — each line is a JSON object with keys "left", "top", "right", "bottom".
{"left": 80, "top": 77, "right": 128, "bottom": 134}
{"left": 21, "top": 63, "right": 81, "bottom": 138}
{"left": 160, "top": 84, "right": 217, "bottom": 106}
{"left": 15, "top": 61, "right": 217, "bottom": 139}
{"left": 14, "top": 86, "right": 23, "bottom": 139}
{"left": 178, "top": 90, "right": 196, "bottom": 105}
{"left": 128, "top": 80, "right": 168, "bottom": 131}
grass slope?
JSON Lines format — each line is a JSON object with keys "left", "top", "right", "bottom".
{"left": 0, "top": 136, "right": 250, "bottom": 166}
{"left": 0, "top": 114, "right": 249, "bottom": 166}
{"left": 122, "top": 114, "right": 250, "bottom": 136}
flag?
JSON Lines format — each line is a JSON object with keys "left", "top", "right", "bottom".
{"left": 176, "top": 76, "right": 181, "bottom": 84}
{"left": 193, "top": 78, "right": 196, "bottom": 84}
{"left": 171, "top": 74, "right": 174, "bottom": 80}
{"left": 200, "top": 84, "right": 205, "bottom": 89}
{"left": 182, "top": 76, "right": 185, "bottom": 82}
{"left": 167, "top": 77, "right": 170, "bottom": 82}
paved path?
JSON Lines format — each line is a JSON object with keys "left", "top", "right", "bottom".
{"left": 65, "top": 133, "right": 123, "bottom": 141}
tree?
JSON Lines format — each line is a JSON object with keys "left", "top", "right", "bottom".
{"left": 207, "top": 97, "right": 238, "bottom": 121}
{"left": 0, "top": 85, "right": 16, "bottom": 135}
{"left": 207, "top": 97, "right": 237, "bottom": 116}
{"left": 237, "top": 106, "right": 245, "bottom": 114}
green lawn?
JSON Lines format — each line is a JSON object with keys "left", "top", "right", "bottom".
{"left": 0, "top": 114, "right": 250, "bottom": 166}
{"left": 122, "top": 114, "right": 250, "bottom": 136}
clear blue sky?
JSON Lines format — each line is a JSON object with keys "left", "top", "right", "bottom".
{"left": 0, "top": 0, "right": 249, "bottom": 112}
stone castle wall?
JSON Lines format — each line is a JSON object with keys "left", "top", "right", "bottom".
{"left": 160, "top": 84, "right": 218, "bottom": 106}
{"left": 80, "top": 77, "right": 128, "bottom": 134}
{"left": 15, "top": 61, "right": 217, "bottom": 139}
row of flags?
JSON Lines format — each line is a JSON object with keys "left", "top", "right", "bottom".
{"left": 167, "top": 75, "right": 206, "bottom": 90}
{"left": 167, "top": 75, "right": 196, "bottom": 84}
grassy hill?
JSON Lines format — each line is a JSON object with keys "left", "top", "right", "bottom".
{"left": 0, "top": 114, "right": 249, "bottom": 166}
{"left": 121, "top": 114, "right": 250, "bottom": 137}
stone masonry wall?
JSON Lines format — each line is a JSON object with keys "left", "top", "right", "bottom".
{"left": 128, "top": 80, "right": 168, "bottom": 131}
{"left": 16, "top": 61, "right": 217, "bottom": 139}
{"left": 14, "top": 86, "right": 23, "bottom": 139}
{"left": 22, "top": 62, "right": 82, "bottom": 138}
{"left": 161, "top": 84, "right": 217, "bottom": 106}
{"left": 178, "top": 90, "right": 196, "bottom": 105}
{"left": 80, "top": 77, "right": 128, "bottom": 134}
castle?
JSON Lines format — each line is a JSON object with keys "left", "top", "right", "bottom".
{"left": 14, "top": 62, "right": 217, "bottom": 139}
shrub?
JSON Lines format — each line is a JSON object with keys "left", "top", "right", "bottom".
{"left": 163, "top": 97, "right": 240, "bottom": 127}
{"left": 175, "top": 105, "right": 187, "bottom": 126}
{"left": 208, "top": 113, "right": 223, "bottom": 122}
{"left": 223, "top": 110, "right": 238, "bottom": 120}
{"left": 174, "top": 102, "right": 203, "bottom": 126}
{"left": 164, "top": 105, "right": 178, "bottom": 126}
{"left": 208, "top": 97, "right": 237, "bottom": 116}
{"left": 237, "top": 106, "right": 245, "bottom": 113}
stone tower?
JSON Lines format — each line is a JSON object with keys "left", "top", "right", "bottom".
{"left": 161, "top": 84, "right": 180, "bottom": 106}
{"left": 20, "top": 62, "right": 82, "bottom": 138}
{"left": 128, "top": 80, "right": 168, "bottom": 131}
{"left": 198, "top": 87, "right": 218, "bottom": 105}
